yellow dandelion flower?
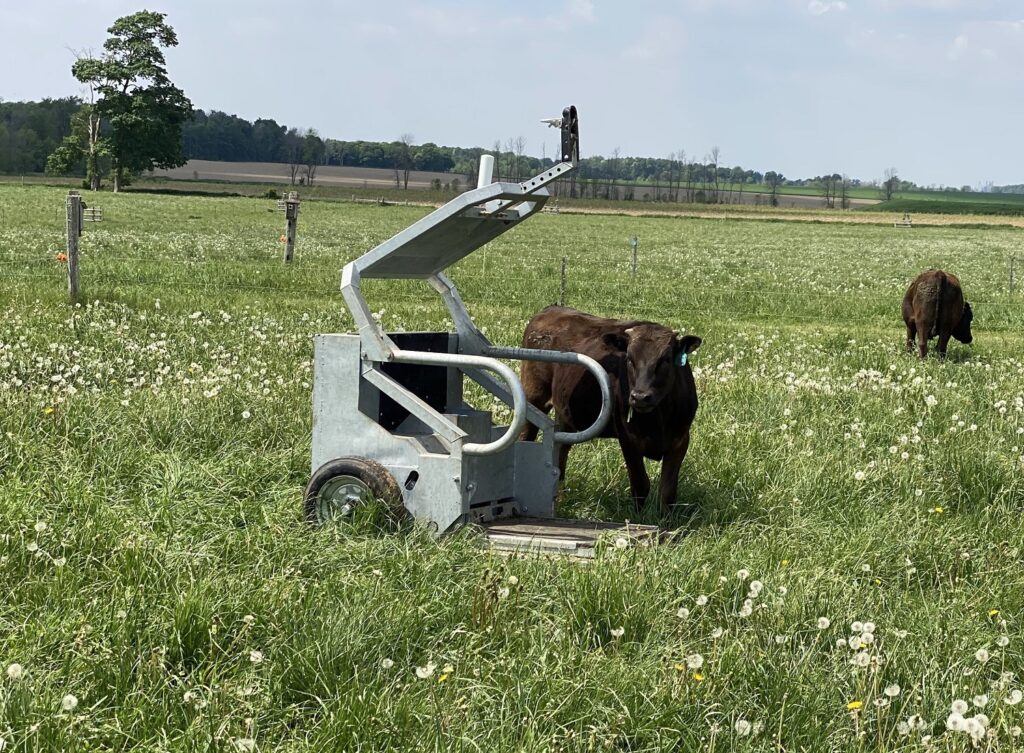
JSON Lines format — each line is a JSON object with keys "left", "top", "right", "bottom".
{"left": 693, "top": 673, "right": 704, "bottom": 682}
{"left": 931, "top": 506, "right": 944, "bottom": 514}
{"left": 438, "top": 673, "right": 449, "bottom": 683}
{"left": 674, "top": 663, "right": 686, "bottom": 672}
{"left": 989, "top": 609, "right": 1000, "bottom": 617}
{"left": 43, "top": 406, "right": 55, "bottom": 415}
{"left": 847, "top": 700, "right": 864, "bottom": 711}
{"left": 781, "top": 559, "right": 790, "bottom": 566}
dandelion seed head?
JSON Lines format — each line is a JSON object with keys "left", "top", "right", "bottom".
{"left": 974, "top": 694, "right": 989, "bottom": 708}
{"left": 952, "top": 700, "right": 969, "bottom": 715}
{"left": 61, "top": 694, "right": 78, "bottom": 712}
{"left": 249, "top": 650, "right": 264, "bottom": 664}
{"left": 885, "top": 684, "right": 901, "bottom": 697}
{"left": 610, "top": 627, "right": 625, "bottom": 638}
{"left": 686, "top": 654, "right": 704, "bottom": 670}
{"left": 976, "top": 648, "right": 990, "bottom": 663}
{"left": 416, "top": 662, "right": 436, "bottom": 679}
{"left": 695, "top": 595, "right": 708, "bottom": 607}
{"left": 34, "top": 521, "right": 47, "bottom": 533}
{"left": 6, "top": 664, "right": 24, "bottom": 682}
{"left": 734, "top": 719, "right": 752, "bottom": 736}
{"left": 677, "top": 607, "right": 690, "bottom": 619}
{"left": 1006, "top": 689, "right": 1023, "bottom": 706}
{"left": 817, "top": 617, "right": 831, "bottom": 630}
{"left": 381, "top": 658, "right": 394, "bottom": 669}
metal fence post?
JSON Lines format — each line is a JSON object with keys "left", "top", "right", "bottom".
{"left": 66, "top": 191, "right": 81, "bottom": 300}
{"left": 559, "top": 256, "right": 567, "bottom": 306}
{"left": 1010, "top": 256, "right": 1016, "bottom": 295}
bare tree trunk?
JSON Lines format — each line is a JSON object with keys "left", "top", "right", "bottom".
{"left": 112, "top": 164, "right": 123, "bottom": 193}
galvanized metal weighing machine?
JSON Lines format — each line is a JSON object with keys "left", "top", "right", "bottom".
{"left": 306, "top": 106, "right": 659, "bottom": 556}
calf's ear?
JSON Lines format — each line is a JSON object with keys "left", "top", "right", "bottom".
{"left": 674, "top": 334, "right": 702, "bottom": 355}
{"left": 604, "top": 331, "right": 629, "bottom": 351}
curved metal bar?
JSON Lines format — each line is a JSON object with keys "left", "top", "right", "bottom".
{"left": 483, "top": 346, "right": 613, "bottom": 445}
{"left": 388, "top": 350, "right": 527, "bottom": 456}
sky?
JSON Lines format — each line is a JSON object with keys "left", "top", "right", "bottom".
{"left": 2, "top": 0, "right": 1022, "bottom": 187}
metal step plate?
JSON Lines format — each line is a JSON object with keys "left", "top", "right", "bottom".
{"left": 481, "top": 517, "right": 662, "bottom": 558}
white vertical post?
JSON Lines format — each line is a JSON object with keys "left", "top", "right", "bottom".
{"left": 477, "top": 155, "right": 495, "bottom": 188}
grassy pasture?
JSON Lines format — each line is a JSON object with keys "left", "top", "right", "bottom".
{"left": 4, "top": 185, "right": 1024, "bottom": 751}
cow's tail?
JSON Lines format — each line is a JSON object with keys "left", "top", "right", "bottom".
{"left": 930, "top": 273, "right": 945, "bottom": 338}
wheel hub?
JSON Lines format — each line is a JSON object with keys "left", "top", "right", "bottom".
{"left": 315, "top": 474, "right": 370, "bottom": 523}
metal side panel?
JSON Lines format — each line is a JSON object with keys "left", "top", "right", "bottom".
{"left": 312, "top": 333, "right": 466, "bottom": 534}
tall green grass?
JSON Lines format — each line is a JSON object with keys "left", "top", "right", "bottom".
{"left": 3, "top": 185, "right": 1024, "bottom": 751}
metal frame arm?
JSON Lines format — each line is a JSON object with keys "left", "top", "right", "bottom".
{"left": 483, "top": 346, "right": 612, "bottom": 445}
{"left": 389, "top": 350, "right": 527, "bottom": 456}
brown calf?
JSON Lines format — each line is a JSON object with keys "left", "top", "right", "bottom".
{"left": 902, "top": 269, "right": 973, "bottom": 358}
{"left": 519, "top": 306, "right": 701, "bottom": 512}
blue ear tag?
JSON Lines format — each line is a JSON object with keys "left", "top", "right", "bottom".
{"left": 675, "top": 351, "right": 688, "bottom": 367}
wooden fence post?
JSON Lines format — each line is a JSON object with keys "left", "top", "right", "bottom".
{"left": 630, "top": 236, "right": 639, "bottom": 276}
{"left": 66, "top": 191, "right": 82, "bottom": 300}
{"left": 283, "top": 193, "right": 299, "bottom": 263}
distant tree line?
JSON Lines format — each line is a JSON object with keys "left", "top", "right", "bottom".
{"left": 6, "top": 95, "right": 1016, "bottom": 200}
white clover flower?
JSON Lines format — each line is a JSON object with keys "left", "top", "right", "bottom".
{"left": 817, "top": 617, "right": 830, "bottom": 630}
{"left": 381, "top": 658, "right": 394, "bottom": 670}
{"left": 6, "top": 663, "right": 24, "bottom": 682}
{"left": 974, "top": 694, "right": 989, "bottom": 708}
{"left": 677, "top": 607, "right": 690, "bottom": 619}
{"left": 415, "top": 662, "right": 436, "bottom": 679}
{"left": 695, "top": 595, "right": 708, "bottom": 607}
{"left": 734, "top": 719, "right": 752, "bottom": 736}
{"left": 976, "top": 648, "right": 990, "bottom": 663}
{"left": 1006, "top": 689, "right": 1023, "bottom": 706}
{"left": 61, "top": 694, "right": 78, "bottom": 712}
{"left": 965, "top": 716, "right": 987, "bottom": 742}
{"left": 610, "top": 627, "right": 625, "bottom": 638}
{"left": 686, "top": 654, "right": 704, "bottom": 670}
{"left": 885, "top": 684, "right": 901, "bottom": 697}
{"left": 249, "top": 650, "right": 264, "bottom": 664}
{"left": 951, "top": 700, "right": 969, "bottom": 715}
{"left": 736, "top": 569, "right": 750, "bottom": 581}
{"left": 946, "top": 712, "right": 966, "bottom": 732}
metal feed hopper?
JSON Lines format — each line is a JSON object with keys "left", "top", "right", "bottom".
{"left": 307, "top": 106, "right": 659, "bottom": 556}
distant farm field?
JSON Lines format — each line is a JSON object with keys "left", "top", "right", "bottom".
{"left": 4, "top": 185, "right": 1024, "bottom": 751}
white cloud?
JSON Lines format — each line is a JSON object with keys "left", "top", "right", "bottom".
{"left": 809, "top": 1, "right": 848, "bottom": 16}
{"left": 946, "top": 33, "right": 969, "bottom": 59}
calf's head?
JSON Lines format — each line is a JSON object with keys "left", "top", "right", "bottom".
{"left": 605, "top": 324, "right": 702, "bottom": 413}
{"left": 952, "top": 301, "right": 973, "bottom": 344}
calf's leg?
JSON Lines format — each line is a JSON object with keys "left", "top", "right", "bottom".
{"left": 658, "top": 430, "right": 691, "bottom": 513}
{"left": 618, "top": 436, "right": 651, "bottom": 510}
{"left": 905, "top": 321, "right": 916, "bottom": 353}
{"left": 936, "top": 332, "right": 951, "bottom": 360}
{"left": 519, "top": 363, "right": 551, "bottom": 442}
{"left": 916, "top": 324, "right": 929, "bottom": 359}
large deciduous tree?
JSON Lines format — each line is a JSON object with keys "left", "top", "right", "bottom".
{"left": 68, "top": 11, "right": 192, "bottom": 192}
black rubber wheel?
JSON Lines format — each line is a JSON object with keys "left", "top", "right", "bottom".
{"left": 303, "top": 457, "right": 404, "bottom": 525}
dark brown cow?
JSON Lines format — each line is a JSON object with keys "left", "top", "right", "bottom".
{"left": 519, "top": 306, "right": 702, "bottom": 512}
{"left": 902, "top": 269, "right": 973, "bottom": 359}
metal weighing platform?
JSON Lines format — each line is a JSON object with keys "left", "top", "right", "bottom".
{"left": 305, "top": 106, "right": 660, "bottom": 556}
